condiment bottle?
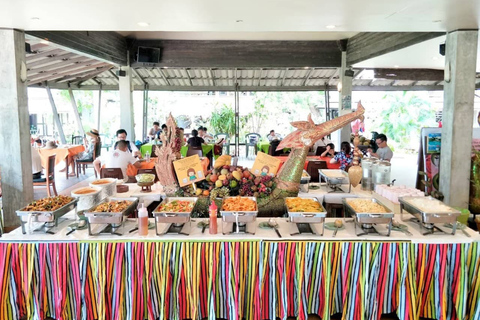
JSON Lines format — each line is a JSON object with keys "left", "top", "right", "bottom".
{"left": 138, "top": 204, "right": 149, "bottom": 236}
{"left": 209, "top": 201, "right": 218, "bottom": 234}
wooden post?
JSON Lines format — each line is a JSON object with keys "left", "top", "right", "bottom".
{"left": 68, "top": 86, "right": 85, "bottom": 136}
{"left": 0, "top": 29, "right": 33, "bottom": 229}
{"left": 46, "top": 87, "right": 67, "bottom": 144}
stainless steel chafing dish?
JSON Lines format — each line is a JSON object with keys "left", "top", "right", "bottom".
{"left": 84, "top": 197, "right": 138, "bottom": 236}
{"left": 89, "top": 178, "right": 117, "bottom": 200}
{"left": 399, "top": 196, "right": 460, "bottom": 235}
{"left": 299, "top": 170, "right": 311, "bottom": 193}
{"left": 153, "top": 197, "right": 197, "bottom": 235}
{"left": 286, "top": 197, "right": 326, "bottom": 236}
{"left": 220, "top": 197, "right": 258, "bottom": 235}
{"left": 16, "top": 197, "right": 78, "bottom": 234}
{"left": 319, "top": 169, "right": 351, "bottom": 193}
{"left": 343, "top": 197, "right": 393, "bottom": 236}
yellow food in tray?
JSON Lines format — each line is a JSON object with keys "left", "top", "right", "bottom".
{"left": 24, "top": 195, "right": 74, "bottom": 211}
{"left": 93, "top": 201, "right": 132, "bottom": 213}
{"left": 286, "top": 197, "right": 323, "bottom": 212}
{"left": 346, "top": 199, "right": 387, "bottom": 213}
{"left": 222, "top": 197, "right": 257, "bottom": 212}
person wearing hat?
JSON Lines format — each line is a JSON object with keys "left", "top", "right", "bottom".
{"left": 62, "top": 129, "right": 101, "bottom": 176}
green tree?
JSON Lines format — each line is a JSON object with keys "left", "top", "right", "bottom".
{"left": 210, "top": 104, "right": 236, "bottom": 136}
{"left": 377, "top": 92, "right": 437, "bottom": 151}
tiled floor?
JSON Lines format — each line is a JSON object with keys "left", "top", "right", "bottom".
{"left": 33, "top": 167, "right": 97, "bottom": 199}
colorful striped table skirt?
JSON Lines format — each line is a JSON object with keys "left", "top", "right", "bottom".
{"left": 0, "top": 240, "right": 479, "bottom": 320}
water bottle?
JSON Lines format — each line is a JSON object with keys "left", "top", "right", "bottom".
{"left": 145, "top": 150, "right": 150, "bottom": 162}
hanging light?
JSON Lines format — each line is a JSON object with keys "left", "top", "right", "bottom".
{"left": 337, "top": 82, "right": 343, "bottom": 92}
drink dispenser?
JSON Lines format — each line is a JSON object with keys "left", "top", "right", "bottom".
{"left": 361, "top": 158, "right": 377, "bottom": 191}
{"left": 373, "top": 161, "right": 391, "bottom": 186}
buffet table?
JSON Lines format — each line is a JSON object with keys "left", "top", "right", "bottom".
{"left": 1, "top": 187, "right": 479, "bottom": 320}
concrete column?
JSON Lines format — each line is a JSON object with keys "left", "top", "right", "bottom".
{"left": 68, "top": 87, "right": 85, "bottom": 136}
{"left": 119, "top": 67, "right": 135, "bottom": 141}
{"left": 440, "top": 30, "right": 478, "bottom": 207}
{"left": 337, "top": 51, "right": 353, "bottom": 144}
{"left": 0, "top": 29, "right": 34, "bottom": 228}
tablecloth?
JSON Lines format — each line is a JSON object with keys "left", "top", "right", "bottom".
{"left": 37, "top": 145, "right": 85, "bottom": 167}
{"left": 180, "top": 144, "right": 214, "bottom": 157}
{"left": 276, "top": 155, "right": 341, "bottom": 171}
{"left": 140, "top": 142, "right": 161, "bottom": 157}
{"left": 257, "top": 141, "right": 290, "bottom": 154}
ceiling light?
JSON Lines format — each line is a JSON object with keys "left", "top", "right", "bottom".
{"left": 326, "top": 25, "right": 336, "bottom": 29}
{"left": 337, "top": 82, "right": 342, "bottom": 92}
{"left": 137, "top": 22, "right": 150, "bottom": 27}
{"left": 394, "top": 65, "right": 400, "bottom": 68}
{"left": 40, "top": 39, "right": 49, "bottom": 44}
{"left": 236, "top": 20, "right": 243, "bottom": 23}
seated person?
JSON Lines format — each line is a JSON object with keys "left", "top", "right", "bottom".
{"left": 32, "top": 146, "right": 43, "bottom": 180}
{"left": 367, "top": 133, "right": 393, "bottom": 161}
{"left": 320, "top": 143, "right": 336, "bottom": 157}
{"left": 64, "top": 129, "right": 101, "bottom": 176}
{"left": 267, "top": 130, "right": 282, "bottom": 142}
{"left": 94, "top": 140, "right": 141, "bottom": 182}
{"left": 313, "top": 136, "right": 333, "bottom": 153}
{"left": 148, "top": 121, "right": 161, "bottom": 140}
{"left": 330, "top": 141, "right": 353, "bottom": 170}
{"left": 187, "top": 129, "right": 205, "bottom": 147}
{"left": 116, "top": 129, "right": 141, "bottom": 158}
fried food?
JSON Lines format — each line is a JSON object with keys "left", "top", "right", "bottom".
{"left": 222, "top": 197, "right": 257, "bottom": 212}
{"left": 24, "top": 195, "right": 74, "bottom": 211}
{"left": 286, "top": 197, "right": 323, "bottom": 212}
{"left": 92, "top": 201, "right": 132, "bottom": 213}
{"left": 156, "top": 200, "right": 195, "bottom": 213}
{"left": 91, "top": 179, "right": 113, "bottom": 185}
{"left": 346, "top": 199, "right": 387, "bottom": 213}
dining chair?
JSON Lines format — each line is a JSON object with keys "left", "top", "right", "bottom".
{"left": 214, "top": 133, "right": 230, "bottom": 155}
{"left": 100, "top": 168, "right": 124, "bottom": 180}
{"left": 306, "top": 160, "right": 328, "bottom": 183}
{"left": 186, "top": 146, "right": 203, "bottom": 158}
{"left": 33, "top": 154, "right": 57, "bottom": 197}
{"left": 76, "top": 142, "right": 101, "bottom": 178}
{"left": 71, "top": 135, "right": 84, "bottom": 145}
{"left": 244, "top": 133, "right": 261, "bottom": 158}
{"left": 267, "top": 140, "right": 282, "bottom": 156}
{"left": 137, "top": 168, "right": 159, "bottom": 182}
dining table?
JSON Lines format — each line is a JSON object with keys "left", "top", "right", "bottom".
{"left": 37, "top": 144, "right": 85, "bottom": 179}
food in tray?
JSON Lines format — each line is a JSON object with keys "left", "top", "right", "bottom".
{"left": 301, "top": 171, "right": 310, "bottom": 178}
{"left": 346, "top": 199, "right": 388, "bottom": 213}
{"left": 23, "top": 195, "right": 74, "bottom": 211}
{"left": 403, "top": 197, "right": 456, "bottom": 213}
{"left": 156, "top": 200, "right": 195, "bottom": 213}
{"left": 72, "top": 187, "right": 99, "bottom": 195}
{"left": 222, "top": 197, "right": 257, "bottom": 212}
{"left": 286, "top": 197, "right": 323, "bottom": 212}
{"left": 92, "top": 200, "right": 132, "bottom": 213}
{"left": 321, "top": 170, "right": 346, "bottom": 178}
{"left": 91, "top": 179, "right": 114, "bottom": 185}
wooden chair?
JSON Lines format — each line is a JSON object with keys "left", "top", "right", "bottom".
{"left": 137, "top": 168, "right": 159, "bottom": 182}
{"left": 150, "top": 144, "right": 158, "bottom": 157}
{"left": 245, "top": 133, "right": 261, "bottom": 158}
{"left": 186, "top": 146, "right": 203, "bottom": 158}
{"left": 100, "top": 168, "right": 124, "bottom": 180}
{"left": 72, "top": 135, "right": 84, "bottom": 145}
{"left": 76, "top": 142, "right": 101, "bottom": 178}
{"left": 306, "top": 160, "right": 328, "bottom": 183}
{"left": 33, "top": 154, "right": 57, "bottom": 197}
{"left": 267, "top": 140, "right": 282, "bottom": 156}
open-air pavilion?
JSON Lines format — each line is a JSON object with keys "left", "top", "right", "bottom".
{"left": 1, "top": 1, "right": 480, "bottom": 319}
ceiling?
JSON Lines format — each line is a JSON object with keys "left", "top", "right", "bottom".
{"left": 2, "top": 0, "right": 479, "bottom": 35}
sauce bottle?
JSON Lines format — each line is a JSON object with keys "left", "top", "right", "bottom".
{"left": 209, "top": 201, "right": 218, "bottom": 234}
{"left": 138, "top": 204, "right": 149, "bottom": 236}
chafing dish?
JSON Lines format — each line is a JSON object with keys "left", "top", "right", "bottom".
{"left": 16, "top": 198, "right": 78, "bottom": 234}
{"left": 399, "top": 196, "right": 460, "bottom": 235}
{"left": 286, "top": 197, "right": 326, "bottom": 236}
{"left": 71, "top": 186, "right": 102, "bottom": 211}
{"left": 343, "top": 198, "right": 393, "bottom": 236}
{"left": 89, "top": 178, "right": 117, "bottom": 200}
{"left": 153, "top": 197, "right": 197, "bottom": 235}
{"left": 299, "top": 170, "right": 311, "bottom": 193}
{"left": 220, "top": 197, "right": 258, "bottom": 235}
{"left": 84, "top": 197, "right": 138, "bottom": 236}
{"left": 319, "top": 169, "right": 351, "bottom": 193}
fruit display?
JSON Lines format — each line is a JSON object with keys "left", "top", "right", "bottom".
{"left": 156, "top": 200, "right": 195, "bottom": 213}
{"left": 286, "top": 197, "right": 323, "bottom": 212}
{"left": 350, "top": 133, "right": 370, "bottom": 146}
{"left": 92, "top": 200, "right": 132, "bottom": 213}
{"left": 180, "top": 164, "right": 275, "bottom": 200}
{"left": 23, "top": 195, "right": 74, "bottom": 211}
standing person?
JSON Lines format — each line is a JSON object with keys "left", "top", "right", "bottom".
{"left": 330, "top": 141, "right": 353, "bottom": 170}
{"left": 115, "top": 129, "right": 141, "bottom": 158}
{"left": 148, "top": 122, "right": 161, "bottom": 139}
{"left": 197, "top": 126, "right": 205, "bottom": 138}
{"left": 202, "top": 127, "right": 214, "bottom": 142}
{"left": 94, "top": 140, "right": 141, "bottom": 182}
{"left": 368, "top": 133, "right": 393, "bottom": 161}
{"left": 187, "top": 129, "right": 206, "bottom": 147}
{"left": 267, "top": 130, "right": 282, "bottom": 142}
{"left": 32, "top": 146, "right": 43, "bottom": 180}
